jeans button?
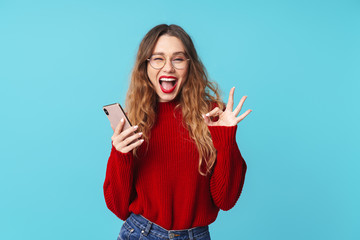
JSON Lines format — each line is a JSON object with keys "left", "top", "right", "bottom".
{"left": 169, "top": 233, "right": 174, "bottom": 238}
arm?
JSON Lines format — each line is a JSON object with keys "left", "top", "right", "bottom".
{"left": 103, "top": 118, "right": 144, "bottom": 220}
{"left": 203, "top": 87, "right": 252, "bottom": 211}
{"left": 208, "top": 125, "right": 247, "bottom": 211}
{"left": 103, "top": 143, "right": 136, "bottom": 220}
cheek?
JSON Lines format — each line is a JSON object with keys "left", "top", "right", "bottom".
{"left": 179, "top": 68, "right": 189, "bottom": 84}
{"left": 147, "top": 66, "right": 158, "bottom": 85}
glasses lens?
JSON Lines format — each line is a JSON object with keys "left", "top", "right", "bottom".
{"left": 172, "top": 55, "right": 188, "bottom": 69}
{"left": 149, "top": 54, "right": 189, "bottom": 69}
{"left": 150, "top": 55, "right": 165, "bottom": 69}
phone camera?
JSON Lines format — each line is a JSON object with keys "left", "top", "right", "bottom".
{"left": 104, "top": 108, "right": 109, "bottom": 115}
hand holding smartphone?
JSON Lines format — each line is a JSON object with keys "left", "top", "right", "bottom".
{"left": 103, "top": 103, "right": 144, "bottom": 153}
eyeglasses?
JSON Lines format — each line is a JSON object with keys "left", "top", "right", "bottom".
{"left": 147, "top": 54, "right": 190, "bottom": 70}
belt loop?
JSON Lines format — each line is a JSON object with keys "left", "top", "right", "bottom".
{"left": 188, "top": 229, "right": 194, "bottom": 240}
{"left": 141, "top": 219, "right": 152, "bottom": 236}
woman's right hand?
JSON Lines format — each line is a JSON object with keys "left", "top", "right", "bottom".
{"left": 111, "top": 118, "right": 144, "bottom": 153}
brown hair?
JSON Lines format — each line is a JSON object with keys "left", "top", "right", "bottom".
{"left": 125, "top": 24, "right": 224, "bottom": 176}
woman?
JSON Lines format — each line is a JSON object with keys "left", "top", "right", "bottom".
{"left": 103, "top": 24, "right": 252, "bottom": 240}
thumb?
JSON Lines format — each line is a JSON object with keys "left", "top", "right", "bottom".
{"left": 202, "top": 114, "right": 212, "bottom": 126}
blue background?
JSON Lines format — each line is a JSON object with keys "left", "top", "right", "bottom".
{"left": 1, "top": 0, "right": 359, "bottom": 239}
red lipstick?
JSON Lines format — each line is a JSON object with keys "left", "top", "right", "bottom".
{"left": 159, "top": 76, "right": 178, "bottom": 94}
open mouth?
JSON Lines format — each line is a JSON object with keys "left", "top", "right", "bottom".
{"left": 159, "top": 77, "right": 178, "bottom": 93}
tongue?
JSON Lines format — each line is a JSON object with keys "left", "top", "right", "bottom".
{"left": 161, "top": 81, "right": 174, "bottom": 90}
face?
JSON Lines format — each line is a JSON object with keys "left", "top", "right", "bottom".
{"left": 147, "top": 35, "right": 189, "bottom": 102}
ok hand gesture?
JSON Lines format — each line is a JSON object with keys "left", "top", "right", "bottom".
{"left": 203, "top": 87, "right": 252, "bottom": 127}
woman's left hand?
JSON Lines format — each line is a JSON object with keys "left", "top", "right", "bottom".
{"left": 203, "top": 87, "right": 252, "bottom": 127}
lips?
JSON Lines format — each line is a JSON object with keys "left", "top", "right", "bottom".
{"left": 159, "top": 75, "right": 178, "bottom": 93}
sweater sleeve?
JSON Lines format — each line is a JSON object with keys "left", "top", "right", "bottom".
{"left": 103, "top": 143, "right": 136, "bottom": 220}
{"left": 208, "top": 125, "right": 247, "bottom": 211}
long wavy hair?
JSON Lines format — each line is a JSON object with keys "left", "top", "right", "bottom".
{"left": 125, "top": 24, "right": 224, "bottom": 176}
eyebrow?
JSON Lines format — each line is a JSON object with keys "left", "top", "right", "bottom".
{"left": 152, "top": 51, "right": 186, "bottom": 55}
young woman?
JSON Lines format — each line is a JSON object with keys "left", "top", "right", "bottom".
{"left": 103, "top": 24, "right": 252, "bottom": 240}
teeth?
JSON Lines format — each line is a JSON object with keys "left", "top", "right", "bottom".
{"left": 160, "top": 78, "right": 176, "bottom": 81}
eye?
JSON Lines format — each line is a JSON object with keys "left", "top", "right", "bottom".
{"left": 173, "top": 57, "right": 185, "bottom": 62}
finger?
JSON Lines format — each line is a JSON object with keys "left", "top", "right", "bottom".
{"left": 114, "top": 118, "right": 125, "bottom": 136}
{"left": 235, "top": 109, "right": 252, "bottom": 123}
{"left": 122, "top": 139, "right": 145, "bottom": 153}
{"left": 233, "top": 95, "right": 247, "bottom": 116}
{"left": 205, "top": 107, "right": 222, "bottom": 118}
{"left": 113, "top": 129, "right": 141, "bottom": 149}
{"left": 202, "top": 114, "right": 213, "bottom": 126}
{"left": 118, "top": 125, "right": 139, "bottom": 142}
{"left": 123, "top": 132, "right": 143, "bottom": 146}
{"left": 226, "top": 87, "right": 235, "bottom": 112}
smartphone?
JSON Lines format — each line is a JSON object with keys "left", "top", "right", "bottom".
{"left": 103, "top": 103, "right": 132, "bottom": 132}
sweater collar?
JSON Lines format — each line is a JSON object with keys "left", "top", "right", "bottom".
{"left": 157, "top": 99, "right": 181, "bottom": 113}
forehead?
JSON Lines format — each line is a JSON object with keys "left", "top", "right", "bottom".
{"left": 152, "top": 35, "right": 185, "bottom": 55}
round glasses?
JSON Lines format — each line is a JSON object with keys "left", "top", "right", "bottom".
{"left": 147, "top": 54, "right": 190, "bottom": 70}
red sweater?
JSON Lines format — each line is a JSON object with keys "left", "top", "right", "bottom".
{"left": 103, "top": 100, "right": 247, "bottom": 230}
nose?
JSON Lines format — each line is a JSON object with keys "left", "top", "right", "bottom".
{"left": 162, "top": 58, "right": 175, "bottom": 72}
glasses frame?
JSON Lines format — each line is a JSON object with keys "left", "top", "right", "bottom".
{"left": 147, "top": 55, "right": 190, "bottom": 70}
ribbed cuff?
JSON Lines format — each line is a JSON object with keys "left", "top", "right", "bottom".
{"left": 208, "top": 125, "right": 237, "bottom": 149}
{"left": 111, "top": 143, "right": 133, "bottom": 164}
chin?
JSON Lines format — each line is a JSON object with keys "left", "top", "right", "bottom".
{"left": 159, "top": 95, "right": 175, "bottom": 102}
{"left": 158, "top": 91, "right": 178, "bottom": 102}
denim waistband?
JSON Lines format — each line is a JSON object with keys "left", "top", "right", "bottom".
{"left": 128, "top": 212, "right": 209, "bottom": 240}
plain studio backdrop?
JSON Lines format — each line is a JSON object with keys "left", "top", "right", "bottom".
{"left": 0, "top": 0, "right": 359, "bottom": 239}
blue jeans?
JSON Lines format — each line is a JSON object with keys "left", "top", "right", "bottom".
{"left": 117, "top": 212, "right": 211, "bottom": 240}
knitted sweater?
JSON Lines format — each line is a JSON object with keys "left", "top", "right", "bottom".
{"left": 103, "top": 100, "right": 247, "bottom": 230}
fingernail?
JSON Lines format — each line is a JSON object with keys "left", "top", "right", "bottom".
{"left": 133, "top": 125, "right": 138, "bottom": 129}
{"left": 138, "top": 132, "right": 143, "bottom": 136}
{"left": 205, "top": 113, "right": 210, "bottom": 117}
{"left": 202, "top": 114, "right": 205, "bottom": 118}
{"left": 140, "top": 139, "right": 144, "bottom": 143}
{"left": 120, "top": 118, "right": 124, "bottom": 122}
